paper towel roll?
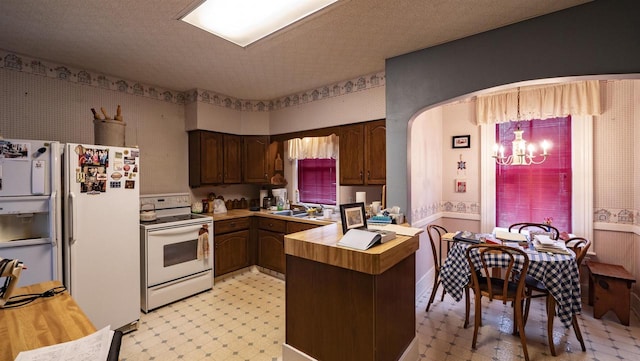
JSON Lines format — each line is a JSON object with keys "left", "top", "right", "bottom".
{"left": 355, "top": 192, "right": 366, "bottom": 204}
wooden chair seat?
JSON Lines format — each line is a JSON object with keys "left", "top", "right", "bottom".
{"left": 466, "top": 244, "right": 531, "bottom": 361}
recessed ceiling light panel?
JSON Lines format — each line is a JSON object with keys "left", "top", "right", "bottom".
{"left": 181, "top": 0, "right": 339, "bottom": 47}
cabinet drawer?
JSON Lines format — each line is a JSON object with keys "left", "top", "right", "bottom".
{"left": 258, "top": 217, "right": 287, "bottom": 233}
{"left": 214, "top": 217, "right": 250, "bottom": 235}
{"left": 286, "top": 221, "right": 318, "bottom": 234}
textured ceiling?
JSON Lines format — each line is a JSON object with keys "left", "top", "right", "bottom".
{"left": 0, "top": 0, "right": 590, "bottom": 101}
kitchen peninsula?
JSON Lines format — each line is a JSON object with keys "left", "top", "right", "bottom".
{"left": 283, "top": 223, "right": 420, "bottom": 361}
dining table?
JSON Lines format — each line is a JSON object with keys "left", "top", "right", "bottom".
{"left": 439, "top": 236, "right": 582, "bottom": 328}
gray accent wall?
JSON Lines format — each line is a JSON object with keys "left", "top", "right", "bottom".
{"left": 385, "top": 0, "right": 640, "bottom": 217}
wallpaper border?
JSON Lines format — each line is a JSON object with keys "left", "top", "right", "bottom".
{"left": 412, "top": 202, "right": 638, "bottom": 228}
{"left": 1, "top": 48, "right": 384, "bottom": 112}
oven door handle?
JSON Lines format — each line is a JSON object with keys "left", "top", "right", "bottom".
{"left": 149, "top": 224, "right": 207, "bottom": 236}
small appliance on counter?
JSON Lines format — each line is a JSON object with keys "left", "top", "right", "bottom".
{"left": 260, "top": 188, "right": 273, "bottom": 209}
{"left": 271, "top": 188, "right": 287, "bottom": 202}
{"left": 213, "top": 198, "right": 227, "bottom": 213}
{"left": 262, "top": 196, "right": 272, "bottom": 209}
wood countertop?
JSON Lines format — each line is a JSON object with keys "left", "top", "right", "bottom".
{"left": 0, "top": 280, "right": 96, "bottom": 361}
{"left": 284, "top": 223, "right": 420, "bottom": 275}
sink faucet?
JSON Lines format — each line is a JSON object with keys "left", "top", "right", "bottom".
{"left": 296, "top": 203, "right": 324, "bottom": 213}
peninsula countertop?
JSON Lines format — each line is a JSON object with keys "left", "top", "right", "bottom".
{"left": 284, "top": 223, "right": 420, "bottom": 275}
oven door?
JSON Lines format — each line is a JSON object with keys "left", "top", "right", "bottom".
{"left": 146, "top": 222, "right": 212, "bottom": 287}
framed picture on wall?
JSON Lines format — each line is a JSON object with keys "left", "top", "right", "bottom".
{"left": 455, "top": 179, "right": 467, "bottom": 193}
{"left": 452, "top": 135, "right": 470, "bottom": 149}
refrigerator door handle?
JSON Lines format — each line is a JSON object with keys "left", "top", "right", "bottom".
{"left": 69, "top": 192, "right": 77, "bottom": 244}
{"left": 49, "top": 191, "right": 57, "bottom": 247}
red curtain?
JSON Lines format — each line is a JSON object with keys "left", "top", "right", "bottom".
{"left": 495, "top": 117, "right": 572, "bottom": 232}
{"left": 298, "top": 158, "right": 336, "bottom": 205}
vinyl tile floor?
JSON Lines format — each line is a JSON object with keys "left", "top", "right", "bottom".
{"left": 121, "top": 269, "right": 640, "bottom": 361}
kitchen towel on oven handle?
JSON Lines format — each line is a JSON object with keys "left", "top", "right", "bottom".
{"left": 197, "top": 224, "right": 210, "bottom": 260}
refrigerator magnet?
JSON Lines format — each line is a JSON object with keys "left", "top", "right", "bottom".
{"left": 75, "top": 168, "right": 84, "bottom": 183}
{"left": 74, "top": 144, "right": 84, "bottom": 155}
{"left": 125, "top": 180, "right": 135, "bottom": 189}
{"left": 115, "top": 151, "right": 123, "bottom": 159}
{"left": 111, "top": 172, "right": 123, "bottom": 180}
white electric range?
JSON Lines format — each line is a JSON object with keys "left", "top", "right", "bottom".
{"left": 139, "top": 193, "right": 213, "bottom": 312}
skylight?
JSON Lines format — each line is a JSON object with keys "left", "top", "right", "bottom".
{"left": 181, "top": 0, "right": 339, "bottom": 47}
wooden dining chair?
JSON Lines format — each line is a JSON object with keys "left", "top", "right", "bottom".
{"left": 466, "top": 244, "right": 531, "bottom": 361}
{"left": 508, "top": 222, "right": 560, "bottom": 240}
{"left": 523, "top": 237, "right": 590, "bottom": 356}
{"left": 425, "top": 224, "right": 448, "bottom": 312}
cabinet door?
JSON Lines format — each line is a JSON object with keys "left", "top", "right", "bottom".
{"left": 214, "top": 230, "right": 249, "bottom": 276}
{"left": 258, "top": 230, "right": 285, "bottom": 274}
{"left": 339, "top": 123, "right": 365, "bottom": 185}
{"left": 364, "top": 120, "right": 386, "bottom": 184}
{"left": 243, "top": 135, "right": 270, "bottom": 183}
{"left": 189, "top": 131, "right": 223, "bottom": 186}
{"left": 223, "top": 134, "right": 242, "bottom": 183}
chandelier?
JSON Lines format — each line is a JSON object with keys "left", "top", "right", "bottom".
{"left": 492, "top": 87, "right": 551, "bottom": 166}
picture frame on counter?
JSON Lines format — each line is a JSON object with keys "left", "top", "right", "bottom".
{"left": 339, "top": 202, "right": 367, "bottom": 234}
{"left": 452, "top": 135, "right": 470, "bottom": 149}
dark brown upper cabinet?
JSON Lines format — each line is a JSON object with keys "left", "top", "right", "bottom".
{"left": 339, "top": 120, "right": 386, "bottom": 185}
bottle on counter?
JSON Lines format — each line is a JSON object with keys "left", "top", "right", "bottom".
{"left": 276, "top": 196, "right": 284, "bottom": 211}
{"left": 202, "top": 199, "right": 209, "bottom": 213}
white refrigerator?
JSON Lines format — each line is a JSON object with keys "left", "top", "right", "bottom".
{"left": 0, "top": 139, "right": 62, "bottom": 287}
{"left": 63, "top": 143, "right": 140, "bottom": 332}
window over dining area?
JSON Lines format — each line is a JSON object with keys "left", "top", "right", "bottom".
{"left": 478, "top": 81, "right": 600, "bottom": 240}
{"left": 495, "top": 116, "right": 572, "bottom": 232}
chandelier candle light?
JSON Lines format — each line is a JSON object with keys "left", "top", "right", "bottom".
{"left": 492, "top": 87, "right": 551, "bottom": 166}
{"left": 492, "top": 126, "right": 550, "bottom": 165}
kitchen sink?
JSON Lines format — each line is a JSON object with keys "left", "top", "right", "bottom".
{"left": 270, "top": 209, "right": 330, "bottom": 220}
{"left": 271, "top": 209, "right": 309, "bottom": 217}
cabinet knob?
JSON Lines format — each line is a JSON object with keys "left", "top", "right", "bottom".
{"left": 360, "top": 171, "right": 363, "bottom": 180}
{"left": 367, "top": 170, "right": 370, "bottom": 180}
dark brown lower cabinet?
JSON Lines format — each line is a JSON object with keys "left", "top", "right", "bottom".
{"left": 286, "top": 253, "right": 416, "bottom": 361}
{"left": 214, "top": 217, "right": 250, "bottom": 277}
{"left": 214, "top": 230, "right": 249, "bottom": 276}
{"left": 258, "top": 230, "right": 285, "bottom": 273}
